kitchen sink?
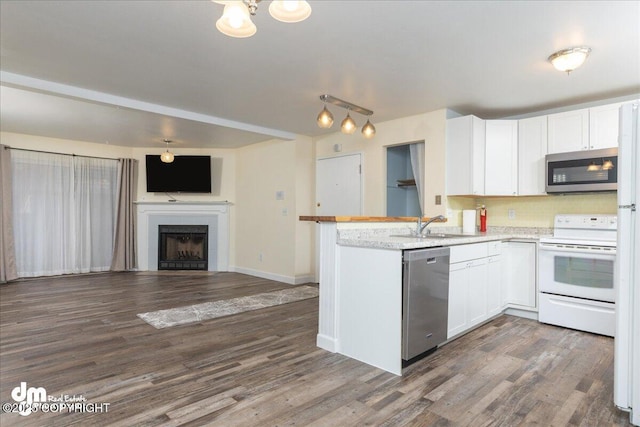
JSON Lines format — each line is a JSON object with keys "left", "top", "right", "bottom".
{"left": 389, "top": 233, "right": 469, "bottom": 239}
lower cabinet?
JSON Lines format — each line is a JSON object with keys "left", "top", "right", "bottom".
{"left": 501, "top": 241, "right": 537, "bottom": 309}
{"left": 447, "top": 240, "right": 535, "bottom": 339}
{"left": 447, "top": 242, "right": 498, "bottom": 339}
{"left": 486, "top": 254, "right": 502, "bottom": 316}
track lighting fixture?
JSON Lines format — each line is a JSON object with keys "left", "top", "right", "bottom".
{"left": 317, "top": 94, "right": 376, "bottom": 139}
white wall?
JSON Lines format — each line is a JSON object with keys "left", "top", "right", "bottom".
{"left": 314, "top": 109, "right": 449, "bottom": 217}
{"left": 1, "top": 132, "right": 132, "bottom": 158}
{"left": 1, "top": 132, "right": 240, "bottom": 270}
{"left": 234, "top": 137, "right": 314, "bottom": 284}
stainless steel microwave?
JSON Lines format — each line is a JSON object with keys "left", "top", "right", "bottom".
{"left": 545, "top": 147, "right": 618, "bottom": 193}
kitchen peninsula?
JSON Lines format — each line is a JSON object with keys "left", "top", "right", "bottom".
{"left": 301, "top": 216, "right": 550, "bottom": 375}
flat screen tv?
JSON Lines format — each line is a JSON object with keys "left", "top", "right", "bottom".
{"left": 145, "top": 155, "right": 212, "bottom": 193}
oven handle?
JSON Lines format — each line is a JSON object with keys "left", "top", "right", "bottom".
{"left": 538, "top": 243, "right": 616, "bottom": 256}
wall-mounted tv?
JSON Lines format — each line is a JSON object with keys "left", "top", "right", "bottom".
{"left": 145, "top": 155, "right": 212, "bottom": 193}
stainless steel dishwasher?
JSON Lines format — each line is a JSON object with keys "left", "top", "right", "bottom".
{"left": 402, "top": 246, "right": 450, "bottom": 363}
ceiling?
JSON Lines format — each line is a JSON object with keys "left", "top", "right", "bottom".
{"left": 1, "top": 0, "right": 639, "bottom": 149}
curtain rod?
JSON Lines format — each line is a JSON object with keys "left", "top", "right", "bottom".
{"left": 3, "top": 145, "right": 120, "bottom": 161}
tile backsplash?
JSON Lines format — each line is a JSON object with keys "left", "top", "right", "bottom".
{"left": 447, "top": 193, "right": 617, "bottom": 228}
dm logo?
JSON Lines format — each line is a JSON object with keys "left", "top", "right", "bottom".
{"left": 11, "top": 382, "right": 47, "bottom": 416}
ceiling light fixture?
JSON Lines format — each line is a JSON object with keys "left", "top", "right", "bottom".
{"left": 548, "top": 46, "right": 592, "bottom": 74}
{"left": 213, "top": 0, "right": 311, "bottom": 38}
{"left": 317, "top": 105, "right": 334, "bottom": 128}
{"left": 160, "top": 139, "right": 175, "bottom": 163}
{"left": 341, "top": 111, "right": 357, "bottom": 134}
{"left": 361, "top": 119, "right": 376, "bottom": 139}
{"left": 317, "top": 94, "right": 376, "bottom": 139}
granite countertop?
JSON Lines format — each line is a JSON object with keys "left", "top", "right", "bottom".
{"left": 299, "top": 215, "right": 446, "bottom": 223}
{"left": 337, "top": 226, "right": 552, "bottom": 250}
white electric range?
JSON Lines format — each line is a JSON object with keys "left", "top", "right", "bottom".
{"left": 538, "top": 214, "right": 617, "bottom": 336}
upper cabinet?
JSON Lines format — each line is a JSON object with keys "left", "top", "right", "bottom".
{"left": 548, "top": 102, "right": 624, "bottom": 154}
{"left": 485, "top": 120, "right": 518, "bottom": 196}
{"left": 589, "top": 102, "right": 626, "bottom": 150}
{"left": 446, "top": 100, "right": 626, "bottom": 197}
{"left": 547, "top": 108, "right": 589, "bottom": 153}
{"left": 518, "top": 116, "right": 548, "bottom": 196}
{"left": 446, "top": 115, "right": 485, "bottom": 196}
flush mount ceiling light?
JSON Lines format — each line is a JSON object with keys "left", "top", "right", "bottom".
{"left": 213, "top": 0, "right": 311, "bottom": 38}
{"left": 548, "top": 46, "right": 592, "bottom": 74}
{"left": 317, "top": 94, "right": 376, "bottom": 139}
{"left": 160, "top": 139, "right": 175, "bottom": 163}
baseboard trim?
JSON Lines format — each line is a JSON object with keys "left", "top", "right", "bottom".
{"left": 504, "top": 307, "right": 539, "bottom": 320}
{"left": 316, "top": 333, "right": 337, "bottom": 353}
{"left": 230, "top": 266, "right": 315, "bottom": 285}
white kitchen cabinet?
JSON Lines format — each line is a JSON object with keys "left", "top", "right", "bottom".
{"left": 486, "top": 241, "right": 502, "bottom": 317}
{"left": 467, "top": 258, "right": 489, "bottom": 328}
{"left": 547, "top": 108, "right": 589, "bottom": 153}
{"left": 589, "top": 102, "right": 625, "bottom": 149}
{"left": 485, "top": 120, "right": 518, "bottom": 196}
{"left": 501, "top": 241, "right": 537, "bottom": 309}
{"left": 447, "top": 243, "right": 489, "bottom": 338}
{"left": 448, "top": 263, "right": 468, "bottom": 338}
{"left": 518, "top": 116, "right": 548, "bottom": 195}
{"left": 486, "top": 255, "right": 502, "bottom": 317}
{"left": 447, "top": 258, "right": 488, "bottom": 338}
{"left": 446, "top": 115, "right": 485, "bottom": 195}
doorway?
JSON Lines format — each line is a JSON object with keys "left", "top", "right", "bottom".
{"left": 386, "top": 144, "right": 422, "bottom": 217}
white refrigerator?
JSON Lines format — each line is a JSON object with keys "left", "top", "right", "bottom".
{"left": 615, "top": 101, "right": 640, "bottom": 426}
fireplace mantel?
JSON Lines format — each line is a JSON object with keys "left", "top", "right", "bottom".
{"left": 135, "top": 201, "right": 230, "bottom": 272}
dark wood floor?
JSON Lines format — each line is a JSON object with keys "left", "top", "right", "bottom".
{"left": 0, "top": 272, "right": 631, "bottom": 426}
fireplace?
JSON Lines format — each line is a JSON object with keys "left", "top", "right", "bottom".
{"left": 158, "top": 225, "right": 208, "bottom": 270}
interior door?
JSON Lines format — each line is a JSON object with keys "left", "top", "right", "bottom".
{"left": 316, "top": 154, "right": 362, "bottom": 216}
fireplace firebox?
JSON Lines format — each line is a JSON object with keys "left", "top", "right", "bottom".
{"left": 158, "top": 225, "right": 208, "bottom": 270}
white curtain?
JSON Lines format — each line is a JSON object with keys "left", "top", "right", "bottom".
{"left": 409, "top": 142, "right": 425, "bottom": 216}
{"left": 11, "top": 151, "right": 118, "bottom": 277}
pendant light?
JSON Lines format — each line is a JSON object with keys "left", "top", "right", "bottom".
{"left": 341, "top": 111, "right": 357, "bottom": 134}
{"left": 361, "top": 119, "right": 376, "bottom": 139}
{"left": 160, "top": 139, "right": 175, "bottom": 163}
{"left": 602, "top": 159, "right": 614, "bottom": 170}
{"left": 317, "top": 105, "right": 334, "bottom": 128}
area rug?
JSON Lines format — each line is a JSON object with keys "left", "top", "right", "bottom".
{"left": 137, "top": 285, "right": 319, "bottom": 329}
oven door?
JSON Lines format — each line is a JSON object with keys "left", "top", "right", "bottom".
{"left": 538, "top": 242, "right": 616, "bottom": 302}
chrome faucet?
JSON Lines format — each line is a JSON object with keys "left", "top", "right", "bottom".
{"left": 416, "top": 215, "right": 445, "bottom": 236}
